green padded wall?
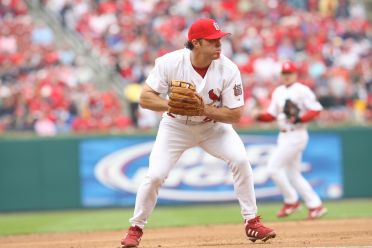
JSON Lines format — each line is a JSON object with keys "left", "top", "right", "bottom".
{"left": 0, "top": 138, "right": 80, "bottom": 211}
{"left": 0, "top": 128, "right": 371, "bottom": 211}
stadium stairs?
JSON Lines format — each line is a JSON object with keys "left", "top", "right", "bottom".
{"left": 24, "top": 1, "right": 128, "bottom": 110}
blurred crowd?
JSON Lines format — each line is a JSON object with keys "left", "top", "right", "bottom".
{"left": 1, "top": 0, "right": 371, "bottom": 136}
{"left": 0, "top": 0, "right": 131, "bottom": 136}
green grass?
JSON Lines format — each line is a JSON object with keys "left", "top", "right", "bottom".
{"left": 0, "top": 199, "right": 371, "bottom": 236}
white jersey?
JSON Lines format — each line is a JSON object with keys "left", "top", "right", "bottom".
{"left": 267, "top": 82, "right": 323, "bottom": 130}
{"left": 266, "top": 82, "right": 324, "bottom": 209}
{"left": 145, "top": 48, "right": 244, "bottom": 123}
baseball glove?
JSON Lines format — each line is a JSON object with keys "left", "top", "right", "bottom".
{"left": 168, "top": 80, "right": 204, "bottom": 116}
{"left": 283, "top": 99, "right": 301, "bottom": 123}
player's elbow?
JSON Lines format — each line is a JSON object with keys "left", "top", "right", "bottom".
{"left": 138, "top": 84, "right": 159, "bottom": 109}
{"left": 139, "top": 91, "right": 152, "bottom": 109}
{"left": 138, "top": 94, "right": 146, "bottom": 108}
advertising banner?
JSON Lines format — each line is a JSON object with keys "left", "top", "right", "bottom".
{"left": 80, "top": 134, "right": 342, "bottom": 207}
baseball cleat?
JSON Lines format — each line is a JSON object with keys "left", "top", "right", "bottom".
{"left": 121, "top": 225, "right": 143, "bottom": 248}
{"left": 276, "top": 201, "right": 301, "bottom": 218}
{"left": 245, "top": 216, "right": 276, "bottom": 243}
{"left": 307, "top": 205, "right": 327, "bottom": 220}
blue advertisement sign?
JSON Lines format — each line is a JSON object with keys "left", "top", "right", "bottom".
{"left": 80, "top": 134, "right": 342, "bottom": 207}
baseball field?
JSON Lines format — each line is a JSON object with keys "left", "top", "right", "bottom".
{"left": 1, "top": 199, "right": 371, "bottom": 248}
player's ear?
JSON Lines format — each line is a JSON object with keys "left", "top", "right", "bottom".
{"left": 191, "top": 39, "right": 201, "bottom": 48}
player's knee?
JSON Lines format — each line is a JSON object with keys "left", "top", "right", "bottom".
{"left": 230, "top": 157, "right": 251, "bottom": 173}
{"left": 233, "top": 157, "right": 249, "bottom": 167}
{"left": 147, "top": 174, "right": 166, "bottom": 187}
{"left": 266, "top": 167, "right": 278, "bottom": 179}
{"left": 287, "top": 170, "right": 301, "bottom": 181}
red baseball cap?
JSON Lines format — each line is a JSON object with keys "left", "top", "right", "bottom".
{"left": 281, "top": 61, "right": 297, "bottom": 73}
{"left": 188, "top": 18, "right": 230, "bottom": 41}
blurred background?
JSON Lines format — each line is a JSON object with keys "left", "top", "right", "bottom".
{"left": 0, "top": 0, "right": 371, "bottom": 137}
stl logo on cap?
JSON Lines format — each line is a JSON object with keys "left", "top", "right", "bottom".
{"left": 213, "top": 22, "right": 220, "bottom": 31}
{"left": 281, "top": 61, "right": 297, "bottom": 73}
{"left": 188, "top": 18, "right": 230, "bottom": 41}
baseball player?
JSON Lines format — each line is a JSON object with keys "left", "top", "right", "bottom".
{"left": 120, "top": 18, "right": 276, "bottom": 248}
{"left": 254, "top": 61, "right": 327, "bottom": 220}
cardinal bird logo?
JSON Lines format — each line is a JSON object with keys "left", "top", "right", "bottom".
{"left": 208, "top": 89, "right": 221, "bottom": 102}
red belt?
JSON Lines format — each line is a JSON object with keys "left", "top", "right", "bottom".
{"left": 280, "top": 128, "right": 295, "bottom": 133}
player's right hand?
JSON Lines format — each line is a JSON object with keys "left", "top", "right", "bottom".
{"left": 251, "top": 108, "right": 262, "bottom": 121}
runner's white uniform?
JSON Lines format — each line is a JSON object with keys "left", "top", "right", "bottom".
{"left": 266, "top": 82, "right": 323, "bottom": 208}
{"left": 130, "top": 48, "right": 257, "bottom": 228}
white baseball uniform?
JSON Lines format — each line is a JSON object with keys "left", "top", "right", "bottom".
{"left": 266, "top": 82, "right": 323, "bottom": 208}
{"left": 129, "top": 48, "right": 257, "bottom": 228}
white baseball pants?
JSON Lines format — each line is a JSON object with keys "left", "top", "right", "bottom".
{"left": 267, "top": 129, "right": 322, "bottom": 208}
{"left": 129, "top": 116, "right": 257, "bottom": 228}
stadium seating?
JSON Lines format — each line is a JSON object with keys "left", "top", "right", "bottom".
{"left": 0, "top": 0, "right": 131, "bottom": 135}
{"left": 0, "top": 0, "right": 371, "bottom": 135}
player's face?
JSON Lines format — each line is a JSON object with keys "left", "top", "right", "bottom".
{"left": 199, "top": 38, "right": 222, "bottom": 60}
{"left": 281, "top": 72, "right": 297, "bottom": 86}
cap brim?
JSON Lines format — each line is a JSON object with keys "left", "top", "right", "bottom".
{"left": 204, "top": 31, "right": 231, "bottom": 40}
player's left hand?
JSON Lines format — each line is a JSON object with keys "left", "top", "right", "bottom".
{"left": 168, "top": 80, "right": 204, "bottom": 116}
{"left": 283, "top": 99, "right": 301, "bottom": 124}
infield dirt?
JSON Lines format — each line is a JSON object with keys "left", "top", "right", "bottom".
{"left": 1, "top": 218, "right": 371, "bottom": 248}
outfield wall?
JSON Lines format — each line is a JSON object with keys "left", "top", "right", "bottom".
{"left": 0, "top": 127, "right": 371, "bottom": 211}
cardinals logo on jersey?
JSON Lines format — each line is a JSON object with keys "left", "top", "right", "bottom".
{"left": 233, "top": 84, "right": 242, "bottom": 96}
{"left": 208, "top": 89, "right": 221, "bottom": 102}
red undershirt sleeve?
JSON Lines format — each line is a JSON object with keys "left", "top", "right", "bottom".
{"left": 257, "top": 112, "right": 276, "bottom": 122}
{"left": 300, "top": 110, "right": 320, "bottom": 122}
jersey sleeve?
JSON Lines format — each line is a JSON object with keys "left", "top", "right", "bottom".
{"left": 221, "top": 70, "right": 244, "bottom": 109}
{"left": 266, "top": 89, "right": 280, "bottom": 117}
{"left": 145, "top": 56, "right": 169, "bottom": 94}
{"left": 302, "top": 86, "right": 323, "bottom": 111}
